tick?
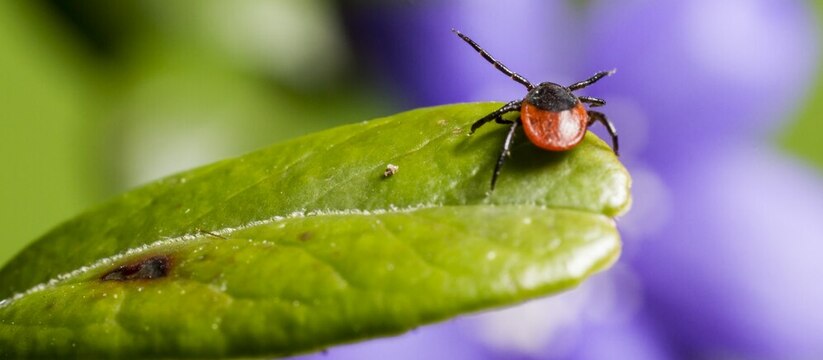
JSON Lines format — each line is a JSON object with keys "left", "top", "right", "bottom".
{"left": 453, "top": 29, "right": 618, "bottom": 190}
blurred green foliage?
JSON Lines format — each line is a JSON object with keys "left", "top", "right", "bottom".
{"left": 782, "top": 0, "right": 823, "bottom": 167}
{"left": 0, "top": 1, "right": 394, "bottom": 267}
{"left": 0, "top": 2, "right": 99, "bottom": 267}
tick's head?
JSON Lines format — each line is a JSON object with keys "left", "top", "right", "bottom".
{"left": 525, "top": 82, "right": 578, "bottom": 112}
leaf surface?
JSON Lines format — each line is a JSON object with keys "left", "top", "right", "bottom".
{"left": 0, "top": 103, "right": 631, "bottom": 358}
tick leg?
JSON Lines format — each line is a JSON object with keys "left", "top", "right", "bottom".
{"left": 578, "top": 96, "right": 606, "bottom": 107}
{"left": 470, "top": 100, "right": 521, "bottom": 134}
{"left": 452, "top": 29, "right": 534, "bottom": 90}
{"left": 490, "top": 121, "right": 519, "bottom": 190}
{"left": 494, "top": 117, "right": 514, "bottom": 125}
{"left": 568, "top": 69, "right": 616, "bottom": 91}
{"left": 587, "top": 111, "right": 619, "bottom": 156}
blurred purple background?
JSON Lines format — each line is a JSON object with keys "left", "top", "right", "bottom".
{"left": 297, "top": 0, "right": 823, "bottom": 358}
{"left": 2, "top": 0, "right": 823, "bottom": 358}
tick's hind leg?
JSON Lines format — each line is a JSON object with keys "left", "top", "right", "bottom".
{"left": 470, "top": 100, "right": 521, "bottom": 134}
{"left": 587, "top": 110, "right": 619, "bottom": 156}
{"left": 490, "top": 121, "right": 519, "bottom": 190}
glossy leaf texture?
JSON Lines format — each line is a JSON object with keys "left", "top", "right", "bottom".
{"left": 0, "top": 103, "right": 631, "bottom": 359}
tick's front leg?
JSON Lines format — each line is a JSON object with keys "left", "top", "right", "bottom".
{"left": 470, "top": 100, "right": 522, "bottom": 134}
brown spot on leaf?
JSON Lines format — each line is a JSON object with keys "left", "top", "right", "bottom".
{"left": 101, "top": 255, "right": 171, "bottom": 281}
{"left": 298, "top": 232, "right": 313, "bottom": 242}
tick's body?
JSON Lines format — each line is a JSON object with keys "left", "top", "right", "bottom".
{"left": 454, "top": 29, "right": 618, "bottom": 190}
{"left": 521, "top": 83, "right": 588, "bottom": 151}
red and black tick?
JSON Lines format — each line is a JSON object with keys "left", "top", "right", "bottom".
{"left": 453, "top": 29, "right": 619, "bottom": 190}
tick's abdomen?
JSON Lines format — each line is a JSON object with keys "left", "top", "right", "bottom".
{"left": 521, "top": 101, "right": 588, "bottom": 151}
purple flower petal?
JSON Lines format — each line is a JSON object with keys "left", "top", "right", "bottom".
{"left": 584, "top": 0, "right": 818, "bottom": 163}
{"left": 633, "top": 142, "right": 823, "bottom": 357}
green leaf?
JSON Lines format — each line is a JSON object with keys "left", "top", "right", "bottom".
{"left": 0, "top": 102, "right": 631, "bottom": 359}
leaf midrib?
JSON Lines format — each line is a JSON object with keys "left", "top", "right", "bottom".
{"left": 0, "top": 203, "right": 611, "bottom": 307}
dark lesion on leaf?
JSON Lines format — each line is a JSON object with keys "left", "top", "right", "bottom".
{"left": 101, "top": 255, "right": 171, "bottom": 281}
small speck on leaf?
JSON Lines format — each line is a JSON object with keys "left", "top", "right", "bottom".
{"left": 383, "top": 164, "right": 399, "bottom": 178}
{"left": 198, "top": 229, "right": 226, "bottom": 240}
